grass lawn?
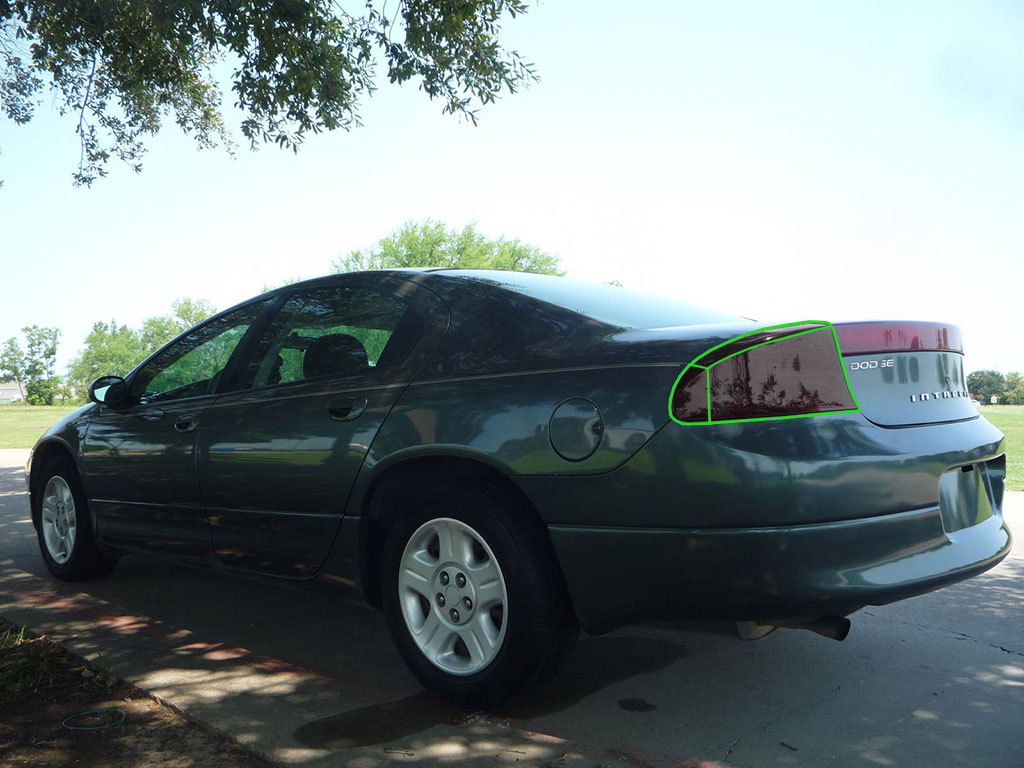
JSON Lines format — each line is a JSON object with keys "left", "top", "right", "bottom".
{"left": 0, "top": 405, "right": 79, "bottom": 450}
{"left": 978, "top": 405, "right": 1024, "bottom": 491}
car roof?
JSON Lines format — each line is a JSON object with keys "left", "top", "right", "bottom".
{"left": 263, "top": 269, "right": 743, "bottom": 330}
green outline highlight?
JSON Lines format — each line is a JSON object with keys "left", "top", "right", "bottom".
{"left": 667, "top": 320, "right": 861, "bottom": 426}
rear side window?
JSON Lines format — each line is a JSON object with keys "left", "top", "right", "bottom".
{"left": 461, "top": 271, "right": 743, "bottom": 328}
{"left": 237, "top": 286, "right": 414, "bottom": 390}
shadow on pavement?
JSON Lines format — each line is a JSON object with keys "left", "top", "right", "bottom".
{"left": 293, "top": 633, "right": 688, "bottom": 749}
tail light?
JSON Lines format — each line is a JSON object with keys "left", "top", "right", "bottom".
{"left": 833, "top": 321, "right": 963, "bottom": 355}
{"left": 670, "top": 321, "right": 859, "bottom": 425}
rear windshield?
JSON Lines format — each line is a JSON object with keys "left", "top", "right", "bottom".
{"left": 456, "top": 271, "right": 743, "bottom": 329}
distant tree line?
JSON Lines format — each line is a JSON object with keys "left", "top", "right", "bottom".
{"left": 11, "top": 224, "right": 1023, "bottom": 410}
{"left": 1, "top": 299, "right": 216, "bottom": 405}
{"left": 967, "top": 370, "right": 1024, "bottom": 405}
{"left": 331, "top": 220, "right": 563, "bottom": 275}
{"left": 2, "top": 221, "right": 563, "bottom": 405}
{"left": 65, "top": 298, "right": 218, "bottom": 401}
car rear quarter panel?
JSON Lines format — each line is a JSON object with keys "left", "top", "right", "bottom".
{"left": 354, "top": 364, "right": 682, "bottom": 496}
{"left": 515, "top": 412, "right": 1006, "bottom": 529}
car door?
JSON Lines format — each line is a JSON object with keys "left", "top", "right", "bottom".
{"left": 197, "top": 276, "right": 445, "bottom": 577}
{"left": 84, "top": 299, "right": 272, "bottom": 559}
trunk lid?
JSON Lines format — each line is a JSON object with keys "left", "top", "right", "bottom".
{"left": 835, "top": 321, "right": 975, "bottom": 427}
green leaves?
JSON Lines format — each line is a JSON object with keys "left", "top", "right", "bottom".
{"left": 1003, "top": 372, "right": 1024, "bottom": 405}
{"left": 0, "top": 337, "right": 27, "bottom": 399}
{"left": 1, "top": 326, "right": 60, "bottom": 404}
{"left": 66, "top": 298, "right": 217, "bottom": 402}
{"left": 1, "top": 1, "right": 535, "bottom": 185}
{"left": 66, "top": 321, "right": 144, "bottom": 403}
{"left": 967, "top": 370, "right": 1005, "bottom": 402}
{"left": 380, "top": 0, "right": 536, "bottom": 124}
{"left": 967, "top": 369, "right": 1024, "bottom": 405}
{"left": 331, "top": 220, "right": 563, "bottom": 276}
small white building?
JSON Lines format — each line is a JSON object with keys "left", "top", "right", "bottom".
{"left": 0, "top": 382, "right": 24, "bottom": 403}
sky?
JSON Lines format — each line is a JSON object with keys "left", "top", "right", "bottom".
{"left": 1, "top": 0, "right": 1023, "bottom": 376}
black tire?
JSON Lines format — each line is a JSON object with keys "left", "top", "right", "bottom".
{"left": 34, "top": 457, "right": 117, "bottom": 581}
{"left": 381, "top": 480, "right": 578, "bottom": 708}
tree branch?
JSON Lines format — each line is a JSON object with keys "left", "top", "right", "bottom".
{"left": 76, "top": 52, "right": 98, "bottom": 178}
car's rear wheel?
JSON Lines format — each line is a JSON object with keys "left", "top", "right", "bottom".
{"left": 381, "top": 481, "right": 577, "bottom": 707}
{"left": 35, "top": 458, "right": 117, "bottom": 581}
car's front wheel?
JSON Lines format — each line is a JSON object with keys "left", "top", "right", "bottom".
{"left": 35, "top": 458, "right": 117, "bottom": 581}
{"left": 381, "top": 481, "right": 577, "bottom": 707}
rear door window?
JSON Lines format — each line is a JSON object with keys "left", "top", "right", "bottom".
{"left": 237, "top": 286, "right": 414, "bottom": 390}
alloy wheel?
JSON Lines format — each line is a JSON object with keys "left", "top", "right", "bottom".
{"left": 41, "top": 475, "right": 77, "bottom": 565}
{"left": 397, "top": 517, "right": 509, "bottom": 676}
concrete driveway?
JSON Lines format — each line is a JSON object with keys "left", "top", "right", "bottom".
{"left": 1, "top": 448, "right": 1021, "bottom": 767}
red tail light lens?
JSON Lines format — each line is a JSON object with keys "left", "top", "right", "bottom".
{"left": 671, "top": 367, "right": 709, "bottom": 422}
{"left": 670, "top": 322, "right": 859, "bottom": 425}
{"left": 834, "top": 321, "right": 963, "bottom": 355}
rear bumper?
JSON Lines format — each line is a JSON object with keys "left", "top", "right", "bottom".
{"left": 515, "top": 410, "right": 1011, "bottom": 633}
{"left": 549, "top": 501, "right": 1011, "bottom": 634}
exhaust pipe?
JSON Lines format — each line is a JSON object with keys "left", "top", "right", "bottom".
{"left": 737, "top": 616, "right": 851, "bottom": 642}
{"left": 736, "top": 621, "right": 777, "bottom": 641}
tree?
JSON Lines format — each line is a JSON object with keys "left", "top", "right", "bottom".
{"left": 169, "top": 298, "right": 217, "bottom": 331}
{"left": 139, "top": 315, "right": 182, "bottom": 354}
{"left": 967, "top": 370, "right": 1005, "bottom": 403}
{"left": 67, "top": 321, "right": 148, "bottom": 400}
{"left": 4, "top": 325, "right": 61, "bottom": 404}
{"left": 140, "top": 297, "right": 218, "bottom": 350}
{"left": 52, "top": 375, "right": 73, "bottom": 405}
{"left": 1003, "top": 371, "right": 1024, "bottom": 405}
{"left": 0, "top": 336, "right": 26, "bottom": 399}
{"left": 68, "top": 297, "right": 217, "bottom": 400}
{"left": 1, "top": 1, "right": 535, "bottom": 186}
{"left": 332, "top": 220, "right": 563, "bottom": 275}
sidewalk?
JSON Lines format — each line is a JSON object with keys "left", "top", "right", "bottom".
{"left": 0, "top": 449, "right": 683, "bottom": 768}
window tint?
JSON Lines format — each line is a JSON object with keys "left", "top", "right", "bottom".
{"left": 238, "top": 286, "right": 412, "bottom": 390}
{"left": 131, "top": 300, "right": 269, "bottom": 403}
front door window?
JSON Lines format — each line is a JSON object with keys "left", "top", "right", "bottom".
{"left": 131, "top": 300, "right": 270, "bottom": 403}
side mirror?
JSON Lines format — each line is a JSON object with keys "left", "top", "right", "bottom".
{"left": 88, "top": 376, "right": 128, "bottom": 406}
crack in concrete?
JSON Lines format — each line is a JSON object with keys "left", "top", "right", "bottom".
{"left": 861, "top": 610, "right": 1024, "bottom": 658}
{"left": 724, "top": 736, "right": 741, "bottom": 762}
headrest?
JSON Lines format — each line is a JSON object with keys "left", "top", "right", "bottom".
{"left": 303, "top": 334, "right": 369, "bottom": 379}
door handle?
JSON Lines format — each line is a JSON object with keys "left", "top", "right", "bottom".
{"left": 174, "top": 414, "right": 199, "bottom": 433}
{"left": 326, "top": 396, "right": 367, "bottom": 422}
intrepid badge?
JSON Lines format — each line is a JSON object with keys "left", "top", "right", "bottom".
{"left": 909, "top": 390, "right": 969, "bottom": 402}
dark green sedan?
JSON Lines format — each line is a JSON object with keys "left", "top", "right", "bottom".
{"left": 27, "top": 270, "right": 1011, "bottom": 705}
